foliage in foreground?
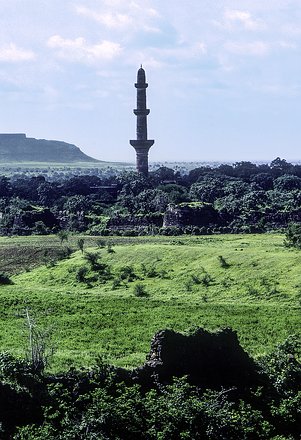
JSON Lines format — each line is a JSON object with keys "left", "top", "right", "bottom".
{"left": 0, "top": 335, "right": 300, "bottom": 440}
{"left": 284, "top": 223, "right": 301, "bottom": 249}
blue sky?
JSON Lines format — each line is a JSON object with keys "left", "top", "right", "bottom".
{"left": 0, "top": 0, "right": 300, "bottom": 162}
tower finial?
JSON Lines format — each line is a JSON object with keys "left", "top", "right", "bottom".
{"left": 140, "top": 64, "right": 142, "bottom": 68}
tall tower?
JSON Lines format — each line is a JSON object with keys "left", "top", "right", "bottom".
{"left": 130, "top": 66, "right": 154, "bottom": 176}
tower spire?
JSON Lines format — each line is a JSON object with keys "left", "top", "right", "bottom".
{"left": 130, "top": 66, "right": 154, "bottom": 176}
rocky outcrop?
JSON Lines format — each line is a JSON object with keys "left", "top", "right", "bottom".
{"left": 0, "top": 133, "right": 98, "bottom": 163}
{"left": 131, "top": 328, "right": 264, "bottom": 389}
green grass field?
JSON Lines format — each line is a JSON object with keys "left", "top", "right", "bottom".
{"left": 0, "top": 233, "right": 300, "bottom": 371}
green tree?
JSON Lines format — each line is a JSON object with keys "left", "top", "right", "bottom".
{"left": 57, "top": 230, "right": 69, "bottom": 245}
{"left": 77, "top": 238, "right": 85, "bottom": 254}
{"left": 189, "top": 177, "right": 224, "bottom": 203}
{"left": 284, "top": 223, "right": 301, "bottom": 249}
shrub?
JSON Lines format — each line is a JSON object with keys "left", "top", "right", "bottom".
{"left": 77, "top": 238, "right": 85, "bottom": 254}
{"left": 191, "top": 274, "right": 201, "bottom": 284}
{"left": 284, "top": 223, "right": 301, "bottom": 249}
{"left": 158, "top": 269, "right": 169, "bottom": 279}
{"left": 245, "top": 284, "right": 259, "bottom": 297}
{"left": 107, "top": 244, "right": 115, "bottom": 254}
{"left": 119, "top": 265, "right": 138, "bottom": 282}
{"left": 184, "top": 273, "right": 210, "bottom": 291}
{"left": 160, "top": 226, "right": 183, "bottom": 236}
{"left": 200, "top": 272, "right": 212, "bottom": 287}
{"left": 218, "top": 255, "right": 230, "bottom": 268}
{"left": 57, "top": 230, "right": 69, "bottom": 244}
{"left": 76, "top": 266, "right": 88, "bottom": 283}
{"left": 45, "top": 260, "right": 56, "bottom": 268}
{"left": 0, "top": 272, "right": 13, "bottom": 285}
{"left": 259, "top": 335, "right": 301, "bottom": 395}
{"left": 184, "top": 278, "right": 193, "bottom": 292}
{"left": 112, "top": 276, "right": 122, "bottom": 290}
{"left": 97, "top": 263, "right": 112, "bottom": 283}
{"left": 133, "top": 283, "right": 148, "bottom": 297}
{"left": 33, "top": 221, "right": 48, "bottom": 235}
{"left": 60, "top": 246, "right": 73, "bottom": 259}
{"left": 95, "top": 238, "right": 106, "bottom": 248}
{"left": 84, "top": 252, "right": 101, "bottom": 269}
{"left": 140, "top": 263, "right": 158, "bottom": 278}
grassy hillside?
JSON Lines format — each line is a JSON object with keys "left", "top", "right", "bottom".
{"left": 0, "top": 234, "right": 300, "bottom": 371}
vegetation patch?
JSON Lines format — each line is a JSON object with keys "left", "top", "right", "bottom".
{"left": 0, "top": 233, "right": 299, "bottom": 372}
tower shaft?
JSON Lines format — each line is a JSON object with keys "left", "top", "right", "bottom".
{"left": 130, "top": 67, "right": 154, "bottom": 176}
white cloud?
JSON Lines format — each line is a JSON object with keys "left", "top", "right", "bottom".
{"left": 147, "top": 8, "right": 160, "bottom": 18}
{"left": 225, "top": 41, "right": 270, "bottom": 56}
{"left": 75, "top": 6, "right": 132, "bottom": 29}
{"left": 47, "top": 35, "right": 122, "bottom": 63}
{"left": 215, "top": 9, "right": 265, "bottom": 31}
{"left": 0, "top": 43, "right": 36, "bottom": 62}
{"left": 142, "top": 25, "right": 162, "bottom": 34}
{"left": 75, "top": 3, "right": 160, "bottom": 32}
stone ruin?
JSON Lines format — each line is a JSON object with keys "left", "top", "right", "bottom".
{"left": 163, "top": 203, "right": 221, "bottom": 229}
{"left": 129, "top": 328, "right": 265, "bottom": 390}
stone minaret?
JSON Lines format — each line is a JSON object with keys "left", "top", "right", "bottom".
{"left": 130, "top": 66, "right": 154, "bottom": 176}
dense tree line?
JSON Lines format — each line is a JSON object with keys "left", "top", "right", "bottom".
{"left": 1, "top": 158, "right": 301, "bottom": 235}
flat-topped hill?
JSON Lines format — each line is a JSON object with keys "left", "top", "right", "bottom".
{"left": 0, "top": 133, "right": 98, "bottom": 163}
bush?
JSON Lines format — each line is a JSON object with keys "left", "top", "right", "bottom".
{"left": 112, "top": 276, "right": 122, "bottom": 290}
{"left": 76, "top": 266, "right": 88, "bottom": 283}
{"left": 160, "top": 226, "right": 183, "bottom": 236}
{"left": 107, "top": 244, "right": 115, "bottom": 253}
{"left": 259, "top": 335, "right": 301, "bottom": 395}
{"left": 77, "top": 238, "right": 85, "bottom": 254}
{"left": 119, "top": 265, "right": 138, "bottom": 282}
{"left": 284, "top": 223, "right": 301, "bottom": 249}
{"left": 59, "top": 246, "right": 73, "bottom": 259}
{"left": 184, "top": 278, "right": 193, "bottom": 292}
{"left": 84, "top": 252, "right": 101, "bottom": 269}
{"left": 0, "top": 272, "right": 13, "bottom": 285}
{"left": 95, "top": 238, "right": 106, "bottom": 248}
{"left": 133, "top": 283, "right": 148, "bottom": 297}
{"left": 57, "top": 230, "right": 69, "bottom": 244}
{"left": 218, "top": 255, "right": 230, "bottom": 268}
{"left": 200, "top": 272, "right": 213, "bottom": 287}
{"left": 97, "top": 263, "right": 112, "bottom": 283}
{"left": 140, "top": 263, "right": 158, "bottom": 278}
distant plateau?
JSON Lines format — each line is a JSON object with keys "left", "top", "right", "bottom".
{"left": 0, "top": 133, "right": 99, "bottom": 163}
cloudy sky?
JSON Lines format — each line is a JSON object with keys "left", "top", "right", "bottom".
{"left": 0, "top": 0, "right": 300, "bottom": 162}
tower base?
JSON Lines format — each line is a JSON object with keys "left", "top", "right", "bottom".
{"left": 130, "top": 140, "right": 154, "bottom": 176}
